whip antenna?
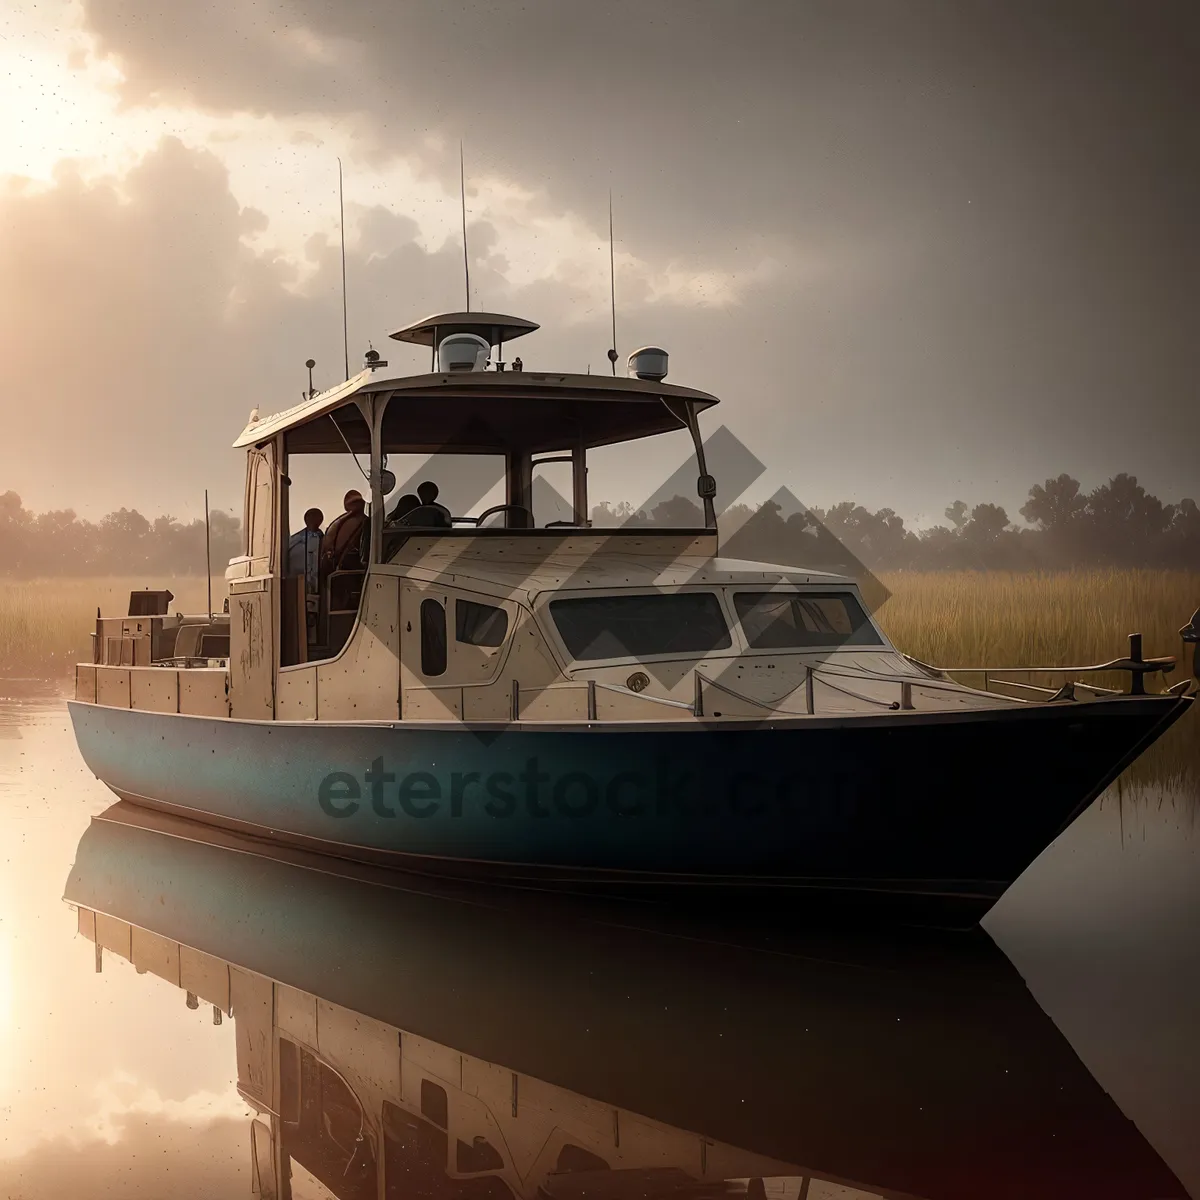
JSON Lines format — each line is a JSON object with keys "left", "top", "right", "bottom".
{"left": 607, "top": 191, "right": 618, "bottom": 376}
{"left": 460, "top": 142, "right": 471, "bottom": 312}
{"left": 338, "top": 157, "right": 349, "bottom": 380}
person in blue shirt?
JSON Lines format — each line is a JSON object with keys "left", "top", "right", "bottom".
{"left": 287, "top": 507, "right": 324, "bottom": 596}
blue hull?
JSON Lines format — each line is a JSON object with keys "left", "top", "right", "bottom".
{"left": 67, "top": 696, "right": 1189, "bottom": 925}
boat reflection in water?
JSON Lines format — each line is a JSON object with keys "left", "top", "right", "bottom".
{"left": 64, "top": 801, "right": 1186, "bottom": 1200}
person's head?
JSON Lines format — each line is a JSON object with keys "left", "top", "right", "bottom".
{"left": 416, "top": 480, "right": 439, "bottom": 506}
{"left": 343, "top": 489, "right": 365, "bottom": 515}
{"left": 391, "top": 493, "right": 419, "bottom": 520}
{"left": 303, "top": 507, "right": 323, "bottom": 532}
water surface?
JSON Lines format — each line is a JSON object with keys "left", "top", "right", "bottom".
{"left": 1, "top": 680, "right": 1196, "bottom": 1197}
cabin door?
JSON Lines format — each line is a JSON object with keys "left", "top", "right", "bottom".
{"left": 230, "top": 445, "right": 277, "bottom": 719}
{"left": 400, "top": 584, "right": 462, "bottom": 719}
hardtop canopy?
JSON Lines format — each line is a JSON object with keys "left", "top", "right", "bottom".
{"left": 387, "top": 311, "right": 539, "bottom": 348}
{"left": 234, "top": 369, "right": 720, "bottom": 454}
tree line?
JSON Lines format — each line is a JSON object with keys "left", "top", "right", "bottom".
{"left": 597, "top": 472, "right": 1198, "bottom": 572}
{"left": 0, "top": 491, "right": 242, "bottom": 578}
{"left": 0, "top": 472, "right": 1196, "bottom": 577}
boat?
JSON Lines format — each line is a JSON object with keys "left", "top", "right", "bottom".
{"left": 67, "top": 310, "right": 1194, "bottom": 926}
{"left": 62, "top": 801, "right": 1188, "bottom": 1199}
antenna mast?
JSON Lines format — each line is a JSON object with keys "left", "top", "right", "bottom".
{"left": 338, "top": 157, "right": 349, "bottom": 380}
{"left": 607, "top": 192, "right": 618, "bottom": 376}
{"left": 460, "top": 142, "right": 470, "bottom": 312}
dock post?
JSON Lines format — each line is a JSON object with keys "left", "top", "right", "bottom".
{"left": 900, "top": 681, "right": 913, "bottom": 710}
{"left": 693, "top": 671, "right": 704, "bottom": 717}
{"left": 805, "top": 667, "right": 814, "bottom": 714}
{"left": 587, "top": 679, "right": 597, "bottom": 721}
{"left": 510, "top": 679, "right": 520, "bottom": 721}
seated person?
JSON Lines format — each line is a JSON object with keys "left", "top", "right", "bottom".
{"left": 386, "top": 492, "right": 420, "bottom": 524}
{"left": 417, "top": 480, "right": 452, "bottom": 521}
{"left": 321, "top": 490, "right": 367, "bottom": 573}
{"left": 396, "top": 480, "right": 452, "bottom": 528}
{"left": 287, "top": 508, "right": 323, "bottom": 593}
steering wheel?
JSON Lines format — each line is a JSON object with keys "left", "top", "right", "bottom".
{"left": 475, "top": 504, "right": 535, "bottom": 529}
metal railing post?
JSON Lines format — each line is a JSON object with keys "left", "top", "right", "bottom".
{"left": 1128, "top": 632, "right": 1145, "bottom": 695}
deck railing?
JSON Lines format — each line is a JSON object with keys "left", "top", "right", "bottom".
{"left": 906, "top": 632, "right": 1183, "bottom": 700}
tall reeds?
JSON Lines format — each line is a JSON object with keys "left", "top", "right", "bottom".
{"left": 875, "top": 569, "right": 1199, "bottom": 790}
{"left": 0, "top": 576, "right": 227, "bottom": 673}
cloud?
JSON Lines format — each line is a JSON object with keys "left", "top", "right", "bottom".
{"left": 0, "top": 1108, "right": 249, "bottom": 1199}
{"left": 0, "top": 136, "right": 807, "bottom": 521}
{"left": 82, "top": 1074, "right": 253, "bottom": 1146}
{"left": 7, "top": 0, "right": 1200, "bottom": 529}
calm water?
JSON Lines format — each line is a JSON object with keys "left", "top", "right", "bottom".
{"left": 0, "top": 680, "right": 1197, "bottom": 1198}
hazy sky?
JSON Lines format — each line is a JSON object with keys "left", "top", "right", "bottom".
{"left": 1, "top": 0, "right": 1196, "bottom": 528}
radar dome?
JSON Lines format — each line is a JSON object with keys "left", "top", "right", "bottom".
{"left": 628, "top": 346, "right": 668, "bottom": 382}
{"left": 438, "top": 332, "right": 490, "bottom": 372}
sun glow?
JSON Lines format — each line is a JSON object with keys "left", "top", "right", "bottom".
{"left": 0, "top": 923, "right": 13, "bottom": 1084}
{"left": 0, "top": 3, "right": 761, "bottom": 318}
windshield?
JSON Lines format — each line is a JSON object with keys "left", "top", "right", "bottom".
{"left": 734, "top": 591, "right": 882, "bottom": 649}
{"left": 549, "top": 592, "right": 731, "bottom": 661}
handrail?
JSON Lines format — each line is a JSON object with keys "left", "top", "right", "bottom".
{"left": 696, "top": 671, "right": 818, "bottom": 716}
{"left": 696, "top": 668, "right": 904, "bottom": 715}
{"left": 905, "top": 633, "right": 1175, "bottom": 697}
{"left": 928, "top": 660, "right": 1174, "bottom": 677}
{"left": 813, "top": 672, "right": 910, "bottom": 710}
{"left": 593, "top": 681, "right": 695, "bottom": 711}
{"left": 984, "top": 678, "right": 1060, "bottom": 698}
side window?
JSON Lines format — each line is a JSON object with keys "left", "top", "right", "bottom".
{"left": 420, "top": 599, "right": 447, "bottom": 677}
{"left": 456, "top": 600, "right": 509, "bottom": 647}
{"left": 733, "top": 591, "right": 882, "bottom": 649}
{"left": 249, "top": 453, "right": 274, "bottom": 561}
{"left": 278, "top": 1041, "right": 377, "bottom": 1200}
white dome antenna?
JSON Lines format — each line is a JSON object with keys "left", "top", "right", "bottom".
{"left": 628, "top": 346, "right": 668, "bottom": 382}
{"left": 438, "top": 332, "right": 490, "bottom": 372}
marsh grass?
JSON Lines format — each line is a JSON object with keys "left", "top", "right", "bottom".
{"left": 0, "top": 576, "right": 227, "bottom": 673}
{"left": 876, "top": 569, "right": 1200, "bottom": 789}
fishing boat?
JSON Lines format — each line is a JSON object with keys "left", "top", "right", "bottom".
{"left": 63, "top": 802, "right": 1187, "bottom": 1199}
{"left": 67, "top": 310, "right": 1193, "bottom": 926}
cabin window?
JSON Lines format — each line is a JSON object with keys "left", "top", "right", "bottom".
{"left": 279, "top": 1040, "right": 378, "bottom": 1200}
{"left": 419, "top": 1080, "right": 448, "bottom": 1128}
{"left": 420, "top": 599, "right": 447, "bottom": 676}
{"left": 456, "top": 599, "right": 509, "bottom": 647}
{"left": 383, "top": 1099, "right": 514, "bottom": 1200}
{"left": 549, "top": 593, "right": 731, "bottom": 661}
{"left": 734, "top": 591, "right": 882, "bottom": 648}
{"left": 249, "top": 452, "right": 274, "bottom": 561}
{"left": 457, "top": 1136, "right": 505, "bottom": 1172}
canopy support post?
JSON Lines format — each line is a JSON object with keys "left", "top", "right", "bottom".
{"left": 359, "top": 393, "right": 391, "bottom": 564}
{"left": 506, "top": 451, "right": 533, "bottom": 514}
{"left": 572, "top": 435, "right": 588, "bottom": 525}
{"left": 662, "top": 398, "right": 716, "bottom": 530}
